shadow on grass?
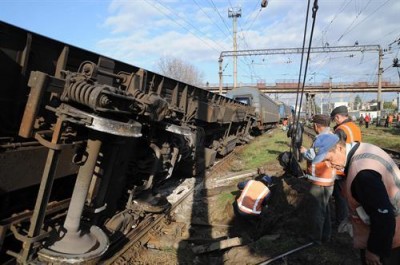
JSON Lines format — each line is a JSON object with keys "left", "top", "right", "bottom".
{"left": 267, "top": 149, "right": 285, "bottom": 155}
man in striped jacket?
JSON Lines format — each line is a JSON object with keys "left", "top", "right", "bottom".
{"left": 312, "top": 134, "right": 400, "bottom": 265}
{"left": 300, "top": 114, "right": 335, "bottom": 244}
{"left": 331, "top": 105, "right": 362, "bottom": 227}
{"left": 331, "top": 105, "right": 362, "bottom": 144}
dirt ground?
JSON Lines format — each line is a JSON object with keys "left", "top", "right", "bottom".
{"left": 121, "top": 154, "right": 362, "bottom": 265}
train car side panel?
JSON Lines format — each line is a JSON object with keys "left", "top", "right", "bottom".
{"left": 226, "top": 87, "right": 279, "bottom": 132}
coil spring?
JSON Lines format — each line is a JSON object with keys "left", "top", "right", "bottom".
{"left": 67, "top": 80, "right": 109, "bottom": 109}
{"left": 68, "top": 80, "right": 96, "bottom": 105}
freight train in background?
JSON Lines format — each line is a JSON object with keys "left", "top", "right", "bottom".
{"left": 0, "top": 21, "right": 281, "bottom": 264}
{"left": 226, "top": 87, "right": 292, "bottom": 133}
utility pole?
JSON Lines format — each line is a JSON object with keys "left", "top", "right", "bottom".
{"left": 393, "top": 58, "right": 399, "bottom": 112}
{"left": 377, "top": 48, "right": 383, "bottom": 111}
{"left": 218, "top": 57, "right": 223, "bottom": 95}
{"left": 228, "top": 7, "right": 241, "bottom": 89}
{"left": 320, "top": 94, "right": 324, "bottom": 114}
{"left": 328, "top": 77, "right": 332, "bottom": 113}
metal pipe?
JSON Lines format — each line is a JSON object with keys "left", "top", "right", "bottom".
{"left": 48, "top": 135, "right": 103, "bottom": 254}
{"left": 64, "top": 137, "right": 101, "bottom": 232}
{"left": 0, "top": 141, "right": 40, "bottom": 149}
{"left": 215, "top": 169, "right": 258, "bottom": 185}
{"left": 258, "top": 242, "right": 314, "bottom": 265}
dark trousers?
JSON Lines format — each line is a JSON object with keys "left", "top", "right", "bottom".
{"left": 309, "top": 184, "right": 334, "bottom": 243}
{"left": 332, "top": 178, "right": 348, "bottom": 225}
{"left": 233, "top": 201, "right": 260, "bottom": 222}
{"left": 360, "top": 247, "right": 400, "bottom": 265}
{"left": 292, "top": 142, "right": 303, "bottom": 163}
{"left": 232, "top": 201, "right": 261, "bottom": 232}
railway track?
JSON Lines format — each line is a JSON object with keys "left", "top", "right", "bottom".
{"left": 381, "top": 147, "right": 400, "bottom": 166}
{"left": 101, "top": 143, "right": 247, "bottom": 264}
{"left": 303, "top": 125, "right": 316, "bottom": 139}
{"left": 103, "top": 177, "right": 196, "bottom": 264}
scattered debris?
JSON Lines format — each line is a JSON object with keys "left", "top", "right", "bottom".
{"left": 192, "top": 237, "right": 245, "bottom": 254}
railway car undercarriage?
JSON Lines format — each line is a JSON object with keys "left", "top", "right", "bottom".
{"left": 0, "top": 51, "right": 255, "bottom": 263}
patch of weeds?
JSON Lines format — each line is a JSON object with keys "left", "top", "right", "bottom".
{"left": 230, "top": 159, "right": 245, "bottom": 171}
{"left": 217, "top": 192, "right": 236, "bottom": 207}
{"left": 362, "top": 126, "right": 400, "bottom": 149}
{"left": 160, "top": 246, "right": 177, "bottom": 254}
{"left": 238, "top": 129, "right": 302, "bottom": 170}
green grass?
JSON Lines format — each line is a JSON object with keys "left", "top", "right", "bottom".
{"left": 160, "top": 247, "right": 177, "bottom": 253}
{"left": 217, "top": 191, "right": 236, "bottom": 207}
{"left": 236, "top": 128, "right": 313, "bottom": 171}
{"left": 232, "top": 125, "right": 400, "bottom": 173}
{"left": 361, "top": 126, "right": 400, "bottom": 150}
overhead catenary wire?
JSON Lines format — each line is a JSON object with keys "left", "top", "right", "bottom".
{"left": 143, "top": 0, "right": 394, "bottom": 89}
{"left": 337, "top": 0, "right": 391, "bottom": 43}
{"left": 241, "top": 0, "right": 263, "bottom": 30}
{"left": 290, "top": 0, "right": 319, "bottom": 170}
{"left": 313, "top": 0, "right": 389, "bottom": 73}
{"left": 144, "top": 0, "right": 257, "bottom": 82}
{"left": 318, "top": 0, "right": 351, "bottom": 46}
{"left": 293, "top": 0, "right": 313, "bottom": 122}
{"left": 149, "top": 0, "right": 227, "bottom": 52}
{"left": 238, "top": 1, "right": 273, "bottom": 83}
{"left": 207, "top": 0, "right": 232, "bottom": 34}
{"left": 153, "top": 0, "right": 301, "bottom": 84}
{"left": 337, "top": 0, "right": 373, "bottom": 42}
{"left": 192, "top": 0, "right": 231, "bottom": 40}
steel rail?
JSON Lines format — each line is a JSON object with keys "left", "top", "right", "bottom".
{"left": 258, "top": 242, "right": 314, "bottom": 265}
{"left": 102, "top": 182, "right": 196, "bottom": 264}
{"left": 102, "top": 134, "right": 253, "bottom": 263}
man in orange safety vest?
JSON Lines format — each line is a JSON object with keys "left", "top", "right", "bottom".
{"left": 234, "top": 175, "right": 273, "bottom": 219}
{"left": 300, "top": 114, "right": 335, "bottom": 244}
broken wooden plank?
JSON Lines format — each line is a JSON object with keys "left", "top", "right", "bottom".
{"left": 192, "top": 237, "right": 244, "bottom": 254}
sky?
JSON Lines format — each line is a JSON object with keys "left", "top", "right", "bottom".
{"left": 1, "top": 0, "right": 400, "bottom": 105}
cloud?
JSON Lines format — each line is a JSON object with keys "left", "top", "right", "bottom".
{"left": 97, "top": 0, "right": 400, "bottom": 84}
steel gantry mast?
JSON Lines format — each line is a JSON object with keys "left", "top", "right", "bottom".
{"left": 218, "top": 45, "right": 383, "bottom": 110}
{"left": 228, "top": 7, "right": 241, "bottom": 90}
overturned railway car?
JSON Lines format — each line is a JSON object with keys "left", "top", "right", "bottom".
{"left": 226, "top": 87, "right": 280, "bottom": 132}
{"left": 0, "top": 21, "right": 255, "bottom": 264}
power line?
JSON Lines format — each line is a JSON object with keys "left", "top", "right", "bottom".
{"left": 337, "top": 0, "right": 391, "bottom": 42}
{"left": 315, "top": 0, "right": 351, "bottom": 54}
{"left": 144, "top": 0, "right": 225, "bottom": 52}
{"left": 191, "top": 0, "right": 231, "bottom": 39}
{"left": 337, "top": 0, "right": 372, "bottom": 42}
{"left": 207, "top": 0, "right": 231, "bottom": 33}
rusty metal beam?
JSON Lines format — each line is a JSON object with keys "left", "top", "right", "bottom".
{"left": 205, "top": 83, "right": 400, "bottom": 94}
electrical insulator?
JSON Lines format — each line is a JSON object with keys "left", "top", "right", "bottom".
{"left": 393, "top": 58, "right": 399, "bottom": 67}
{"left": 261, "top": 0, "right": 268, "bottom": 8}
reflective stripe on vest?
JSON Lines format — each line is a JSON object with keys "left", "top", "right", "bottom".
{"left": 345, "top": 143, "right": 400, "bottom": 249}
{"left": 306, "top": 161, "right": 335, "bottom": 186}
{"left": 237, "top": 180, "right": 270, "bottom": 215}
{"left": 336, "top": 122, "right": 362, "bottom": 143}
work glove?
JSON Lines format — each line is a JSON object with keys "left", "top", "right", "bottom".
{"left": 337, "top": 219, "right": 353, "bottom": 237}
